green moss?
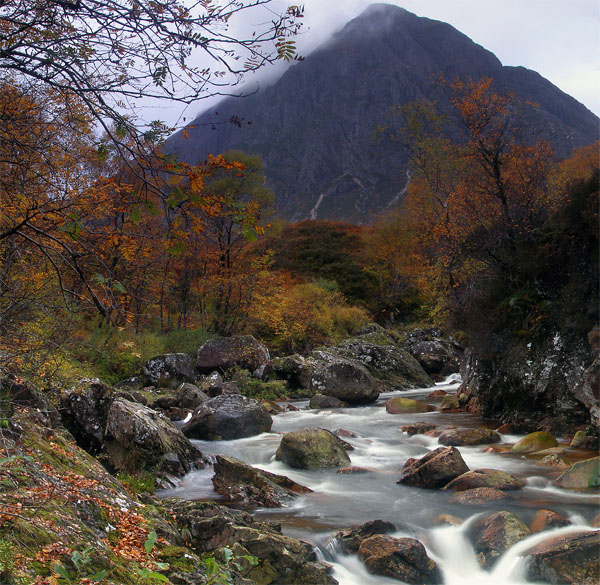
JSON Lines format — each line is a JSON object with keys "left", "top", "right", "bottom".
{"left": 117, "top": 471, "right": 157, "bottom": 495}
{"left": 157, "top": 545, "right": 196, "bottom": 572}
{"left": 240, "top": 379, "right": 288, "bottom": 401}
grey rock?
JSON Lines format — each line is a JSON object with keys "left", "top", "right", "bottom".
{"left": 176, "top": 383, "right": 209, "bottom": 410}
{"left": 163, "top": 499, "right": 337, "bottom": 585}
{"left": 142, "top": 353, "right": 195, "bottom": 389}
{"left": 212, "top": 455, "right": 312, "bottom": 507}
{"left": 182, "top": 394, "right": 272, "bottom": 440}
{"left": 60, "top": 378, "right": 114, "bottom": 451}
{"left": 323, "top": 340, "right": 433, "bottom": 391}
{"left": 104, "top": 398, "right": 203, "bottom": 475}
{"left": 196, "top": 335, "right": 270, "bottom": 374}
{"left": 309, "top": 394, "right": 348, "bottom": 409}
{"left": 310, "top": 359, "right": 379, "bottom": 404}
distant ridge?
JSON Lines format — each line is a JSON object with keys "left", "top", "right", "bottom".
{"left": 167, "top": 3, "right": 599, "bottom": 223}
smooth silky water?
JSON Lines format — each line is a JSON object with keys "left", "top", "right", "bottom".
{"left": 159, "top": 376, "right": 599, "bottom": 584}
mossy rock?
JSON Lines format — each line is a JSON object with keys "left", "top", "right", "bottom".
{"left": 511, "top": 431, "right": 558, "bottom": 454}
{"left": 570, "top": 430, "right": 587, "bottom": 447}
{"left": 553, "top": 457, "right": 600, "bottom": 489}
{"left": 385, "top": 397, "right": 433, "bottom": 414}
{"left": 440, "top": 394, "right": 461, "bottom": 411}
{"left": 276, "top": 428, "right": 351, "bottom": 469}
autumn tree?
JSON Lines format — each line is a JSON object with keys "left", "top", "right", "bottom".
{"left": 0, "top": 1, "right": 303, "bottom": 147}
{"left": 158, "top": 151, "right": 275, "bottom": 335}
{"left": 373, "top": 78, "right": 569, "bottom": 324}
{"left": 0, "top": 1, "right": 305, "bottom": 372}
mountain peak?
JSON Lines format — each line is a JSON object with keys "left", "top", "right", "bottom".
{"left": 167, "top": 7, "right": 599, "bottom": 224}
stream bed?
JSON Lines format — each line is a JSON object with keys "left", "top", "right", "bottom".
{"left": 159, "top": 377, "right": 599, "bottom": 584}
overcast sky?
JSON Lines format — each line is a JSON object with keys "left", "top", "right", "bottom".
{"left": 139, "top": 0, "right": 600, "bottom": 126}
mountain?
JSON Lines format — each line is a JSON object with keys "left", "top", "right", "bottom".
{"left": 166, "top": 3, "right": 599, "bottom": 223}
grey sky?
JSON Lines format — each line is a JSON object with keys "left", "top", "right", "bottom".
{"left": 139, "top": 0, "right": 600, "bottom": 126}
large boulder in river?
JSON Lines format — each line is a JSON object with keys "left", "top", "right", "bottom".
{"left": 467, "top": 511, "right": 531, "bottom": 568}
{"left": 310, "top": 359, "right": 379, "bottom": 404}
{"left": 553, "top": 456, "right": 600, "bottom": 489}
{"left": 358, "top": 535, "right": 441, "bottom": 584}
{"left": 104, "top": 398, "right": 203, "bottom": 474}
{"left": 385, "top": 397, "right": 433, "bottom": 414}
{"left": 182, "top": 394, "right": 272, "bottom": 440}
{"left": 212, "top": 455, "right": 312, "bottom": 507}
{"left": 524, "top": 530, "right": 600, "bottom": 585}
{"left": 276, "top": 428, "right": 351, "bottom": 469}
{"left": 511, "top": 431, "right": 558, "bottom": 453}
{"left": 397, "top": 446, "right": 469, "bottom": 489}
{"left": 323, "top": 339, "right": 434, "bottom": 390}
{"left": 142, "top": 353, "right": 196, "bottom": 389}
{"left": 196, "top": 335, "right": 270, "bottom": 374}
{"left": 437, "top": 428, "right": 502, "bottom": 446}
{"left": 444, "top": 469, "right": 525, "bottom": 491}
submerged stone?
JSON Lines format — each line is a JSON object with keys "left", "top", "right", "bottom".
{"left": 385, "top": 397, "right": 433, "bottom": 414}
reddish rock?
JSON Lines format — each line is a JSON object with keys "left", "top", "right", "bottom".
{"left": 428, "top": 389, "right": 448, "bottom": 397}
{"left": 450, "top": 487, "right": 512, "bottom": 504}
{"left": 496, "top": 423, "right": 515, "bottom": 434}
{"left": 438, "top": 428, "right": 502, "bottom": 446}
{"left": 397, "top": 446, "right": 469, "bottom": 489}
{"left": 530, "top": 510, "right": 571, "bottom": 534}
{"left": 336, "top": 519, "right": 396, "bottom": 553}
{"left": 444, "top": 468, "right": 525, "bottom": 491}
{"left": 401, "top": 422, "right": 438, "bottom": 436}
{"left": 435, "top": 514, "right": 462, "bottom": 526}
{"left": 359, "top": 535, "right": 440, "bottom": 584}
{"left": 525, "top": 531, "right": 600, "bottom": 584}
{"left": 335, "top": 429, "right": 358, "bottom": 438}
{"left": 337, "top": 466, "right": 372, "bottom": 474}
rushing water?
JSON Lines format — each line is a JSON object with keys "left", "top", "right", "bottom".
{"left": 160, "top": 376, "right": 599, "bottom": 584}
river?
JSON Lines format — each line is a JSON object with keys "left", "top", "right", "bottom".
{"left": 160, "top": 376, "right": 599, "bottom": 584}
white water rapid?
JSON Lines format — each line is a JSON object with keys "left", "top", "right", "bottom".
{"left": 160, "top": 376, "right": 599, "bottom": 584}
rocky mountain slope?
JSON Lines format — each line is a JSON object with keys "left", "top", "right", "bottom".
{"left": 167, "top": 3, "right": 599, "bottom": 223}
